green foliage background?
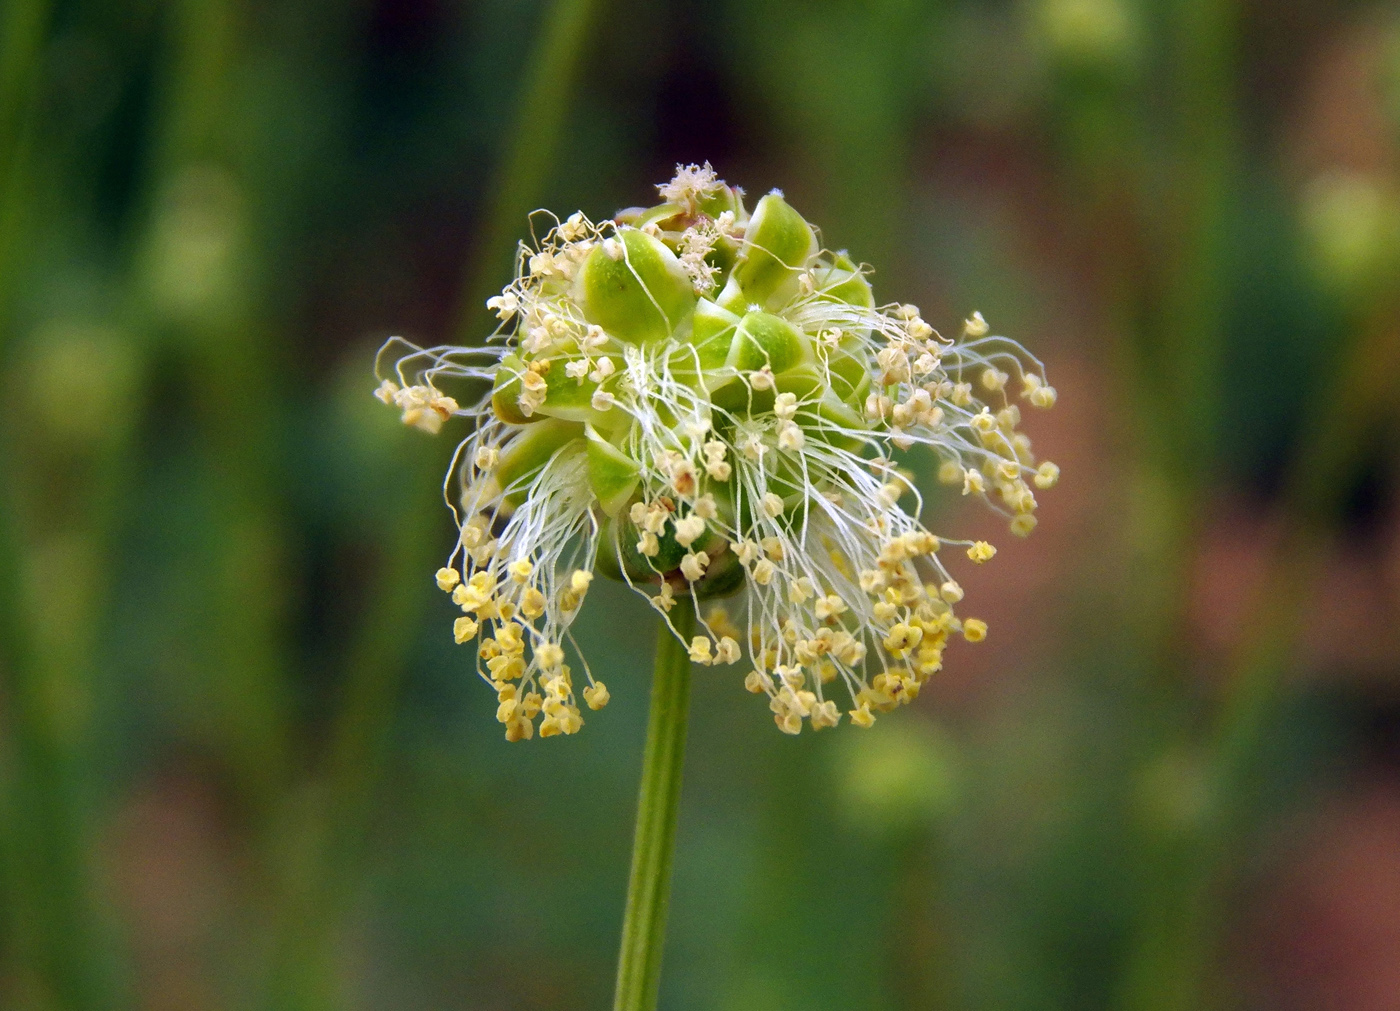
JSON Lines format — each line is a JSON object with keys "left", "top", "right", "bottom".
{"left": 2, "top": 0, "right": 1399, "bottom": 1008}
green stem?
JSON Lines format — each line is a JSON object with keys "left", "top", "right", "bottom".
{"left": 613, "top": 604, "right": 695, "bottom": 1011}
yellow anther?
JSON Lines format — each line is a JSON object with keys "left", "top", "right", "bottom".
{"left": 508, "top": 559, "right": 533, "bottom": 583}
{"left": 583, "top": 682, "right": 610, "bottom": 710}
{"left": 938, "top": 460, "right": 962, "bottom": 484}
{"left": 967, "top": 541, "right": 997, "bottom": 563}
{"left": 787, "top": 577, "right": 815, "bottom": 604}
{"left": 962, "top": 618, "right": 988, "bottom": 642}
{"left": 776, "top": 420, "right": 805, "bottom": 452}
{"left": 1030, "top": 385, "right": 1057, "bottom": 408}
{"left": 837, "top": 637, "right": 866, "bottom": 666}
{"left": 496, "top": 698, "right": 518, "bottom": 724}
{"left": 963, "top": 311, "right": 989, "bottom": 336}
{"left": 849, "top": 703, "right": 876, "bottom": 728}
{"left": 680, "top": 551, "right": 710, "bottom": 581}
{"left": 504, "top": 716, "right": 534, "bottom": 742}
{"left": 760, "top": 536, "right": 785, "bottom": 561}
{"left": 774, "top": 710, "right": 803, "bottom": 735}
{"left": 963, "top": 470, "right": 985, "bottom": 496}
{"left": 674, "top": 515, "right": 706, "bottom": 547}
{"left": 810, "top": 699, "right": 841, "bottom": 729}
{"left": 496, "top": 622, "right": 524, "bottom": 654}
{"left": 814, "top": 594, "right": 848, "bottom": 621}
{"left": 436, "top": 567, "right": 461, "bottom": 591}
{"left": 1034, "top": 461, "right": 1060, "bottom": 488}
{"left": 520, "top": 587, "right": 546, "bottom": 618}
{"left": 883, "top": 623, "right": 923, "bottom": 654}
{"left": 752, "top": 559, "right": 776, "bottom": 586}
{"left": 762, "top": 492, "right": 784, "bottom": 518}
{"left": 453, "top": 616, "right": 479, "bottom": 644}
{"left": 715, "top": 636, "right": 741, "bottom": 664}
{"left": 744, "top": 670, "right": 774, "bottom": 694}
{"left": 559, "top": 707, "right": 583, "bottom": 734}
{"left": 939, "top": 580, "right": 964, "bottom": 603}
{"left": 570, "top": 569, "right": 593, "bottom": 594}
{"left": 487, "top": 655, "right": 523, "bottom": 681}
{"left": 981, "top": 367, "right": 1008, "bottom": 391}
{"left": 653, "top": 583, "right": 676, "bottom": 612}
{"left": 637, "top": 532, "right": 660, "bottom": 556}
{"left": 688, "top": 637, "right": 713, "bottom": 664}
{"left": 1010, "top": 514, "right": 1038, "bottom": 537}
{"left": 872, "top": 600, "right": 897, "bottom": 621}
{"left": 535, "top": 642, "right": 564, "bottom": 669}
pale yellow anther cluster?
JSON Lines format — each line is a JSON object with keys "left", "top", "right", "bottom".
{"left": 375, "top": 379, "right": 459, "bottom": 435}
{"left": 374, "top": 163, "right": 1061, "bottom": 739}
{"left": 435, "top": 557, "right": 607, "bottom": 742}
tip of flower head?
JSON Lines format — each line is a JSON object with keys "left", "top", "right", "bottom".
{"left": 657, "top": 161, "right": 724, "bottom": 209}
{"left": 378, "top": 162, "right": 1060, "bottom": 740}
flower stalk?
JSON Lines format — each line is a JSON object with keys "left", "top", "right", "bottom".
{"left": 613, "top": 602, "right": 696, "bottom": 1011}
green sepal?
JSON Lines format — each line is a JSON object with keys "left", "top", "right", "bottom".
{"left": 728, "top": 311, "right": 813, "bottom": 375}
{"left": 674, "top": 298, "right": 741, "bottom": 392}
{"left": 814, "top": 252, "right": 874, "bottom": 309}
{"left": 576, "top": 229, "right": 696, "bottom": 345}
{"left": 824, "top": 338, "right": 872, "bottom": 408}
{"left": 772, "top": 362, "right": 824, "bottom": 400}
{"left": 496, "top": 418, "right": 586, "bottom": 508}
{"left": 585, "top": 424, "right": 641, "bottom": 516}
{"left": 812, "top": 390, "right": 869, "bottom": 453}
{"left": 697, "top": 184, "right": 748, "bottom": 222}
{"left": 732, "top": 192, "right": 817, "bottom": 309}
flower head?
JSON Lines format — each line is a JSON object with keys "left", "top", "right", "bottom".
{"left": 375, "top": 164, "right": 1059, "bottom": 739}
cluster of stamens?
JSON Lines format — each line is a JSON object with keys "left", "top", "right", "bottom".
{"left": 374, "top": 163, "right": 1059, "bottom": 739}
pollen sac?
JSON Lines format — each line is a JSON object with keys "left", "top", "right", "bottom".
{"left": 378, "top": 160, "right": 1058, "bottom": 739}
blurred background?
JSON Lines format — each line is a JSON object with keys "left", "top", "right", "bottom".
{"left": 2, "top": 0, "right": 1399, "bottom": 1008}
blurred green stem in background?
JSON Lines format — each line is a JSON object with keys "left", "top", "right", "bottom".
{"left": 1044, "top": 0, "right": 1242, "bottom": 1006}
{"left": 0, "top": 0, "right": 51, "bottom": 327}
{"left": 266, "top": 0, "right": 602, "bottom": 1006}
{"left": 614, "top": 605, "right": 696, "bottom": 1011}
{"left": 1114, "top": 0, "right": 1238, "bottom": 1005}
{"left": 0, "top": 0, "right": 123, "bottom": 1007}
